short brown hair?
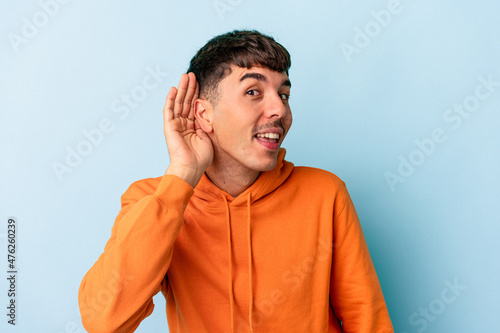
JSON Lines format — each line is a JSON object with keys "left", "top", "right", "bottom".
{"left": 187, "top": 30, "right": 291, "bottom": 105}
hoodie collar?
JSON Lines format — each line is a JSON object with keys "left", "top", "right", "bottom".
{"left": 193, "top": 148, "right": 294, "bottom": 206}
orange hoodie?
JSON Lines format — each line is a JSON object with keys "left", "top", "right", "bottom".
{"left": 79, "top": 149, "right": 394, "bottom": 333}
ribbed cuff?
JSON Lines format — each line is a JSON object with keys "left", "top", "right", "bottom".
{"left": 154, "top": 174, "right": 194, "bottom": 214}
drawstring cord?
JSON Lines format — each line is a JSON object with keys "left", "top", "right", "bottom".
{"left": 222, "top": 196, "right": 235, "bottom": 332}
{"left": 247, "top": 193, "right": 253, "bottom": 332}
{"left": 223, "top": 193, "right": 254, "bottom": 332}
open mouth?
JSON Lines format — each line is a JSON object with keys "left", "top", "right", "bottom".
{"left": 255, "top": 132, "right": 280, "bottom": 143}
{"left": 254, "top": 132, "right": 282, "bottom": 150}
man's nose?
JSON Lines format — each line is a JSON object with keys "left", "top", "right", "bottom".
{"left": 265, "top": 93, "right": 287, "bottom": 119}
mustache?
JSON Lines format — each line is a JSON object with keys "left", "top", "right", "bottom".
{"left": 252, "top": 120, "right": 284, "bottom": 135}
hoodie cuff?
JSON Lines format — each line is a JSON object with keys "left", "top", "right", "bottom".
{"left": 154, "top": 174, "right": 194, "bottom": 214}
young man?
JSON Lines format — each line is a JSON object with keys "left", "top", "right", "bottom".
{"left": 79, "top": 30, "right": 394, "bottom": 332}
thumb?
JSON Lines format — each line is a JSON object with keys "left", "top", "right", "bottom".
{"left": 194, "top": 118, "right": 202, "bottom": 130}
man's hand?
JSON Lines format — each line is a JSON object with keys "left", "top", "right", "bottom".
{"left": 163, "top": 73, "right": 213, "bottom": 188}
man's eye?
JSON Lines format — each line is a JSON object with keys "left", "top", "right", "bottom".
{"left": 246, "top": 89, "right": 260, "bottom": 96}
{"left": 279, "top": 93, "right": 290, "bottom": 101}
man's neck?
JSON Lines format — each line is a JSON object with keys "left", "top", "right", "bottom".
{"left": 205, "top": 161, "right": 260, "bottom": 197}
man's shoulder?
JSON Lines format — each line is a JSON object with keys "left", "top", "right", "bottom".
{"left": 290, "top": 166, "right": 345, "bottom": 188}
{"left": 287, "top": 166, "right": 350, "bottom": 206}
{"left": 121, "top": 176, "right": 163, "bottom": 202}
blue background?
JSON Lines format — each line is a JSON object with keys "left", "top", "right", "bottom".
{"left": 1, "top": 0, "right": 499, "bottom": 332}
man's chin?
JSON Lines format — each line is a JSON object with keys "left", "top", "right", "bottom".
{"left": 254, "top": 158, "right": 278, "bottom": 172}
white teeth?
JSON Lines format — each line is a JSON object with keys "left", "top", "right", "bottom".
{"left": 256, "top": 133, "right": 280, "bottom": 139}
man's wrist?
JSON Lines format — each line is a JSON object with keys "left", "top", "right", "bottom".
{"left": 165, "top": 165, "right": 204, "bottom": 188}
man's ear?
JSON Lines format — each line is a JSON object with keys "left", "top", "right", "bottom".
{"left": 194, "top": 99, "right": 213, "bottom": 133}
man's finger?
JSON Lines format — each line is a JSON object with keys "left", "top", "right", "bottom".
{"left": 174, "top": 74, "right": 189, "bottom": 117}
{"left": 188, "top": 79, "right": 199, "bottom": 120}
{"left": 164, "top": 86, "right": 177, "bottom": 122}
{"left": 182, "top": 72, "right": 197, "bottom": 118}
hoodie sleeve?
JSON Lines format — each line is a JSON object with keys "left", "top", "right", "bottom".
{"left": 329, "top": 184, "right": 394, "bottom": 333}
{"left": 78, "top": 174, "right": 194, "bottom": 333}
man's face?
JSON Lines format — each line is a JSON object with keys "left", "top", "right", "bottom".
{"left": 208, "top": 65, "right": 292, "bottom": 173}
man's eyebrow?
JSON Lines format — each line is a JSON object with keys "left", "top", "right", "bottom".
{"left": 240, "top": 72, "right": 292, "bottom": 88}
{"left": 240, "top": 72, "right": 267, "bottom": 83}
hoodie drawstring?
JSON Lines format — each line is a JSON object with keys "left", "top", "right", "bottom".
{"left": 247, "top": 193, "right": 253, "bottom": 332}
{"left": 223, "top": 193, "right": 254, "bottom": 333}
{"left": 223, "top": 195, "right": 235, "bottom": 332}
